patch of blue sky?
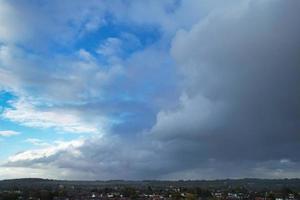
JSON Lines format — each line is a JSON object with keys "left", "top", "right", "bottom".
{"left": 0, "top": 91, "right": 17, "bottom": 111}
{"left": 0, "top": 119, "right": 81, "bottom": 160}
{"left": 0, "top": 126, "right": 40, "bottom": 161}
{"left": 0, "top": 91, "right": 81, "bottom": 159}
{"left": 74, "top": 18, "right": 161, "bottom": 58}
{"left": 0, "top": 89, "right": 48, "bottom": 109}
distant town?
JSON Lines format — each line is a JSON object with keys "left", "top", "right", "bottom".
{"left": 0, "top": 179, "right": 300, "bottom": 200}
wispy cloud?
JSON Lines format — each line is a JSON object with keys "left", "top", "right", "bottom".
{"left": 25, "top": 138, "right": 49, "bottom": 146}
{"left": 2, "top": 98, "right": 101, "bottom": 134}
{"left": 0, "top": 130, "right": 20, "bottom": 137}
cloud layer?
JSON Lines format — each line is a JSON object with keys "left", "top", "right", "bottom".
{"left": 0, "top": 0, "right": 300, "bottom": 180}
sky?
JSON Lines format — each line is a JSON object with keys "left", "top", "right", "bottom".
{"left": 0, "top": 0, "right": 300, "bottom": 180}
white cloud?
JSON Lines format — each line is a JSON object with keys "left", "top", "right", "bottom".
{"left": 25, "top": 138, "right": 49, "bottom": 147}
{"left": 0, "top": 130, "right": 20, "bottom": 137}
{"left": 97, "top": 37, "right": 122, "bottom": 56}
{"left": 2, "top": 98, "right": 102, "bottom": 134}
{"left": 8, "top": 138, "right": 84, "bottom": 163}
{"left": 0, "top": 44, "right": 126, "bottom": 102}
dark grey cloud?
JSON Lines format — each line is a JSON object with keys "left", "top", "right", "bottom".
{"left": 154, "top": 0, "right": 300, "bottom": 171}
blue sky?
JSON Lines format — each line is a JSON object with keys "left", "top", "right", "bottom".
{"left": 0, "top": 0, "right": 300, "bottom": 180}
